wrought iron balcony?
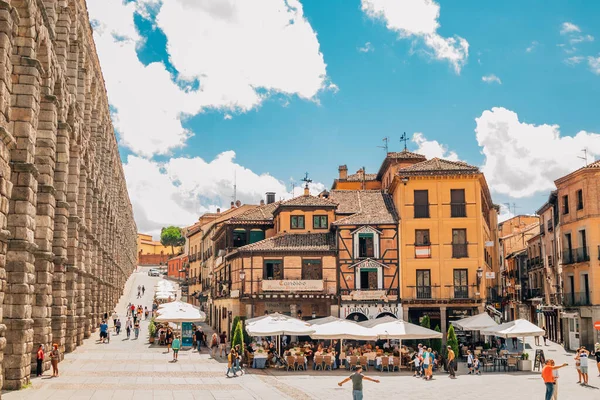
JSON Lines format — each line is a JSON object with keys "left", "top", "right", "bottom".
{"left": 414, "top": 204, "right": 430, "bottom": 218}
{"left": 563, "top": 291, "right": 591, "bottom": 307}
{"left": 574, "top": 247, "right": 590, "bottom": 263}
{"left": 540, "top": 223, "right": 545, "bottom": 235}
{"left": 416, "top": 286, "right": 432, "bottom": 299}
{"left": 453, "top": 285, "right": 469, "bottom": 299}
{"left": 450, "top": 203, "right": 467, "bottom": 218}
{"left": 452, "top": 243, "right": 468, "bottom": 258}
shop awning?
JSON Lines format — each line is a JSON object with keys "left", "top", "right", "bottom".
{"left": 451, "top": 312, "right": 498, "bottom": 331}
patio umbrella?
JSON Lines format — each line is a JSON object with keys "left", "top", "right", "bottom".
{"left": 246, "top": 313, "right": 315, "bottom": 355}
{"left": 451, "top": 313, "right": 498, "bottom": 331}
{"left": 154, "top": 306, "right": 206, "bottom": 323}
{"left": 359, "top": 316, "right": 442, "bottom": 340}
{"left": 309, "top": 316, "right": 377, "bottom": 341}
{"left": 480, "top": 319, "right": 544, "bottom": 352}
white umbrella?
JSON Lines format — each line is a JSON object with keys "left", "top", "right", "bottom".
{"left": 480, "top": 319, "right": 544, "bottom": 338}
{"left": 309, "top": 316, "right": 377, "bottom": 341}
{"left": 359, "top": 316, "right": 442, "bottom": 340}
{"left": 158, "top": 301, "right": 195, "bottom": 310}
{"left": 480, "top": 319, "right": 544, "bottom": 352}
{"left": 451, "top": 313, "right": 498, "bottom": 331}
{"left": 154, "top": 306, "right": 206, "bottom": 323}
{"left": 245, "top": 313, "right": 315, "bottom": 336}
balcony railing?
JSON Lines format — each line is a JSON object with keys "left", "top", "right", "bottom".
{"left": 526, "top": 288, "right": 543, "bottom": 299}
{"left": 453, "top": 285, "right": 469, "bottom": 299}
{"left": 452, "top": 243, "right": 468, "bottom": 258}
{"left": 339, "top": 288, "right": 399, "bottom": 297}
{"left": 540, "top": 223, "right": 545, "bottom": 235}
{"left": 414, "top": 204, "right": 430, "bottom": 218}
{"left": 414, "top": 245, "right": 432, "bottom": 259}
{"left": 574, "top": 247, "right": 590, "bottom": 263}
{"left": 450, "top": 203, "right": 467, "bottom": 218}
{"left": 563, "top": 291, "right": 592, "bottom": 307}
{"left": 416, "top": 286, "right": 431, "bottom": 299}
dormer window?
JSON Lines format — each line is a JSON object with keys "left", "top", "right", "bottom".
{"left": 290, "top": 215, "right": 305, "bottom": 229}
{"left": 353, "top": 226, "right": 380, "bottom": 259}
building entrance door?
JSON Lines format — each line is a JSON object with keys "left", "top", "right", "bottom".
{"left": 568, "top": 317, "right": 580, "bottom": 350}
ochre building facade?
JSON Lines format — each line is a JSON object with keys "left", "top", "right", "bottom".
{"left": 0, "top": 0, "right": 137, "bottom": 391}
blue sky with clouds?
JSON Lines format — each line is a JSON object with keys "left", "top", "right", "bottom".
{"left": 88, "top": 0, "right": 600, "bottom": 235}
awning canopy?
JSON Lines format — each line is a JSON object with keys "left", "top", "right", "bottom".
{"left": 480, "top": 319, "right": 544, "bottom": 338}
{"left": 308, "top": 316, "right": 377, "bottom": 341}
{"left": 245, "top": 313, "right": 315, "bottom": 337}
{"left": 154, "top": 305, "right": 206, "bottom": 323}
{"left": 359, "top": 316, "right": 442, "bottom": 340}
{"left": 451, "top": 313, "right": 498, "bottom": 331}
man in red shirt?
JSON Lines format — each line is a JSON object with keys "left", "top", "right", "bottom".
{"left": 36, "top": 344, "right": 45, "bottom": 376}
{"left": 541, "top": 359, "right": 567, "bottom": 400}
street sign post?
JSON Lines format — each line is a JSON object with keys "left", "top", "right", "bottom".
{"left": 594, "top": 321, "right": 600, "bottom": 331}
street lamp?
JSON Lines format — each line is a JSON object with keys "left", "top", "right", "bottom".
{"left": 401, "top": 177, "right": 409, "bottom": 185}
{"left": 239, "top": 270, "right": 246, "bottom": 297}
{"left": 476, "top": 266, "right": 484, "bottom": 286}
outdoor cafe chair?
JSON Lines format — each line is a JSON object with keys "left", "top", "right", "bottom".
{"left": 506, "top": 356, "right": 518, "bottom": 372}
{"left": 295, "top": 356, "right": 306, "bottom": 371}
{"left": 392, "top": 356, "right": 401, "bottom": 371}
{"left": 359, "top": 356, "right": 369, "bottom": 371}
{"left": 324, "top": 356, "right": 334, "bottom": 371}
{"left": 349, "top": 356, "right": 358, "bottom": 370}
{"left": 381, "top": 357, "right": 391, "bottom": 372}
{"left": 314, "top": 355, "right": 324, "bottom": 371}
{"left": 285, "top": 356, "right": 297, "bottom": 371}
{"left": 474, "top": 349, "right": 481, "bottom": 357}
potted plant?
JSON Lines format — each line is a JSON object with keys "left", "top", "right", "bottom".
{"left": 148, "top": 318, "right": 157, "bottom": 344}
{"left": 518, "top": 352, "right": 532, "bottom": 371}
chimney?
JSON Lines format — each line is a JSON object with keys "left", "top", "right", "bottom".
{"left": 266, "top": 192, "right": 275, "bottom": 204}
{"left": 338, "top": 165, "right": 348, "bottom": 180}
{"left": 230, "top": 201, "right": 235, "bottom": 209}
{"left": 304, "top": 186, "right": 310, "bottom": 196}
{"left": 260, "top": 199, "right": 265, "bottom": 206}
{"left": 356, "top": 167, "right": 364, "bottom": 181}
{"left": 216, "top": 208, "right": 221, "bottom": 213}
{"left": 235, "top": 200, "right": 241, "bottom": 207}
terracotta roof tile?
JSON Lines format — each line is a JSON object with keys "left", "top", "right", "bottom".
{"left": 399, "top": 158, "right": 479, "bottom": 175}
{"left": 329, "top": 190, "right": 398, "bottom": 225}
{"left": 277, "top": 194, "right": 337, "bottom": 208}
{"left": 228, "top": 201, "right": 280, "bottom": 224}
{"left": 346, "top": 173, "right": 378, "bottom": 181}
{"left": 386, "top": 150, "right": 427, "bottom": 160}
{"left": 236, "top": 233, "right": 335, "bottom": 252}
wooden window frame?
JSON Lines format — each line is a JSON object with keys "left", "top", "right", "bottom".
{"left": 576, "top": 190, "right": 584, "bottom": 210}
{"left": 313, "top": 215, "right": 328, "bottom": 229}
{"left": 290, "top": 215, "right": 305, "bottom": 230}
{"left": 263, "top": 260, "right": 284, "bottom": 280}
{"left": 301, "top": 259, "right": 322, "bottom": 280}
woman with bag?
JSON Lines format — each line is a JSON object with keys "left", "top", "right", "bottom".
{"left": 50, "top": 344, "right": 60, "bottom": 377}
{"left": 211, "top": 332, "right": 219, "bottom": 358}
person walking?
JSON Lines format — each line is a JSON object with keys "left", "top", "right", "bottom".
{"left": 594, "top": 343, "right": 600, "bottom": 377}
{"left": 226, "top": 348, "right": 238, "bottom": 378}
{"left": 543, "top": 328, "right": 548, "bottom": 346}
{"left": 112, "top": 311, "right": 118, "bottom": 330}
{"left": 36, "top": 344, "right": 45, "bottom": 376}
{"left": 578, "top": 346, "right": 590, "bottom": 385}
{"left": 171, "top": 335, "right": 181, "bottom": 362}
{"left": 575, "top": 347, "right": 582, "bottom": 384}
{"left": 134, "top": 320, "right": 140, "bottom": 339}
{"left": 195, "top": 328, "right": 203, "bottom": 353}
{"left": 50, "top": 343, "right": 60, "bottom": 377}
{"left": 99, "top": 320, "right": 108, "bottom": 343}
{"left": 115, "top": 319, "right": 121, "bottom": 335}
{"left": 541, "top": 359, "right": 567, "bottom": 400}
{"left": 211, "top": 332, "right": 219, "bottom": 358}
{"left": 126, "top": 317, "right": 132, "bottom": 339}
{"left": 219, "top": 331, "right": 227, "bottom": 357}
{"left": 446, "top": 345, "right": 456, "bottom": 378}
{"left": 233, "top": 344, "right": 244, "bottom": 375}
{"left": 166, "top": 329, "right": 173, "bottom": 352}
{"left": 338, "top": 366, "right": 380, "bottom": 400}
{"left": 467, "top": 350, "right": 474, "bottom": 374}
{"left": 142, "top": 285, "right": 145, "bottom": 296}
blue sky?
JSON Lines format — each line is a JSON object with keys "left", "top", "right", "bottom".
{"left": 88, "top": 0, "right": 600, "bottom": 235}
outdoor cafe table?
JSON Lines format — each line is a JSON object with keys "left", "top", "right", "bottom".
{"left": 252, "top": 352, "right": 268, "bottom": 369}
{"left": 375, "top": 356, "right": 395, "bottom": 368}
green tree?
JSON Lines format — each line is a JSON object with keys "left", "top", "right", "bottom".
{"left": 432, "top": 325, "right": 442, "bottom": 354}
{"left": 160, "top": 226, "right": 185, "bottom": 255}
{"left": 446, "top": 324, "right": 459, "bottom": 358}
{"left": 231, "top": 318, "right": 245, "bottom": 356}
{"left": 420, "top": 315, "right": 431, "bottom": 348}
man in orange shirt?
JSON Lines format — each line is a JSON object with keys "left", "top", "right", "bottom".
{"left": 541, "top": 359, "right": 567, "bottom": 400}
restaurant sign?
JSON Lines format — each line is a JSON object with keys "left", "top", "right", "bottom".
{"left": 341, "top": 303, "right": 402, "bottom": 320}
{"left": 262, "top": 280, "right": 323, "bottom": 292}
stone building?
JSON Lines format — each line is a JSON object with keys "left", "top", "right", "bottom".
{"left": 136, "top": 232, "right": 181, "bottom": 266}
{"left": 0, "top": 0, "right": 137, "bottom": 391}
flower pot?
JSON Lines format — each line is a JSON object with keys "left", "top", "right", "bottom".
{"left": 149, "top": 336, "right": 155, "bottom": 344}
{"left": 518, "top": 359, "right": 532, "bottom": 371}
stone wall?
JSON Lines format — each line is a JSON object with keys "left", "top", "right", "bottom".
{"left": 0, "top": 0, "right": 137, "bottom": 391}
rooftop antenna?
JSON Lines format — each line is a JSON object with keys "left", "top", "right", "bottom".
{"left": 289, "top": 179, "right": 297, "bottom": 197}
{"left": 232, "top": 170, "right": 237, "bottom": 203}
{"left": 400, "top": 132, "right": 408, "bottom": 151}
{"left": 301, "top": 172, "right": 312, "bottom": 189}
{"left": 578, "top": 148, "right": 588, "bottom": 166}
{"left": 377, "top": 137, "right": 390, "bottom": 153}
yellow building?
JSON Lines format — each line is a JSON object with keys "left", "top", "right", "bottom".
{"left": 555, "top": 160, "right": 600, "bottom": 350}
{"left": 388, "top": 157, "right": 500, "bottom": 341}
{"left": 136, "top": 233, "right": 182, "bottom": 266}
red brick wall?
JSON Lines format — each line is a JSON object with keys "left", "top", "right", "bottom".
{"left": 138, "top": 253, "right": 169, "bottom": 266}
{"left": 167, "top": 256, "right": 188, "bottom": 279}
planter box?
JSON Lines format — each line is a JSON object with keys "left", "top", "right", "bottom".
{"left": 518, "top": 359, "right": 532, "bottom": 371}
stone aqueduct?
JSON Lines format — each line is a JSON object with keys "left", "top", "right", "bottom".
{"left": 0, "top": 0, "right": 137, "bottom": 391}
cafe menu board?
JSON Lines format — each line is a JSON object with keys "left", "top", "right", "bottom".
{"left": 181, "top": 322, "right": 193, "bottom": 347}
{"left": 533, "top": 349, "right": 545, "bottom": 371}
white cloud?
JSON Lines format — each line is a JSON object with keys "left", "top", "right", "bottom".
{"left": 560, "top": 22, "right": 581, "bottom": 35}
{"left": 482, "top": 74, "right": 502, "bottom": 84}
{"left": 358, "top": 42, "right": 374, "bottom": 53}
{"left": 497, "top": 204, "right": 515, "bottom": 223}
{"left": 361, "top": 0, "right": 468, "bottom": 73}
{"left": 475, "top": 107, "right": 600, "bottom": 197}
{"left": 125, "top": 151, "right": 326, "bottom": 236}
{"left": 564, "top": 56, "right": 584, "bottom": 65}
{"left": 525, "top": 41, "right": 538, "bottom": 53}
{"left": 88, "top": 0, "right": 331, "bottom": 157}
{"left": 569, "top": 34, "right": 594, "bottom": 45}
{"left": 588, "top": 56, "right": 600, "bottom": 74}
{"left": 224, "top": 114, "right": 233, "bottom": 120}
{"left": 412, "top": 132, "right": 460, "bottom": 161}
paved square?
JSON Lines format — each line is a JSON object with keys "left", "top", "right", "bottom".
{"left": 2, "top": 270, "right": 598, "bottom": 400}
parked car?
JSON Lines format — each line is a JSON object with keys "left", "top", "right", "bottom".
{"left": 148, "top": 269, "right": 160, "bottom": 277}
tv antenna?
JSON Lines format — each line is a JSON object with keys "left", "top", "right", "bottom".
{"left": 377, "top": 137, "right": 390, "bottom": 153}
{"left": 289, "top": 179, "right": 297, "bottom": 197}
{"left": 400, "top": 132, "right": 408, "bottom": 150}
{"left": 578, "top": 149, "right": 588, "bottom": 166}
{"left": 232, "top": 170, "right": 237, "bottom": 202}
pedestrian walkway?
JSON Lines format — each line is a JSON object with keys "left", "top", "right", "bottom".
{"left": 2, "top": 268, "right": 599, "bottom": 399}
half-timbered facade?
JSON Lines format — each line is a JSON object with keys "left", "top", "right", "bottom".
{"left": 329, "top": 190, "right": 401, "bottom": 321}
